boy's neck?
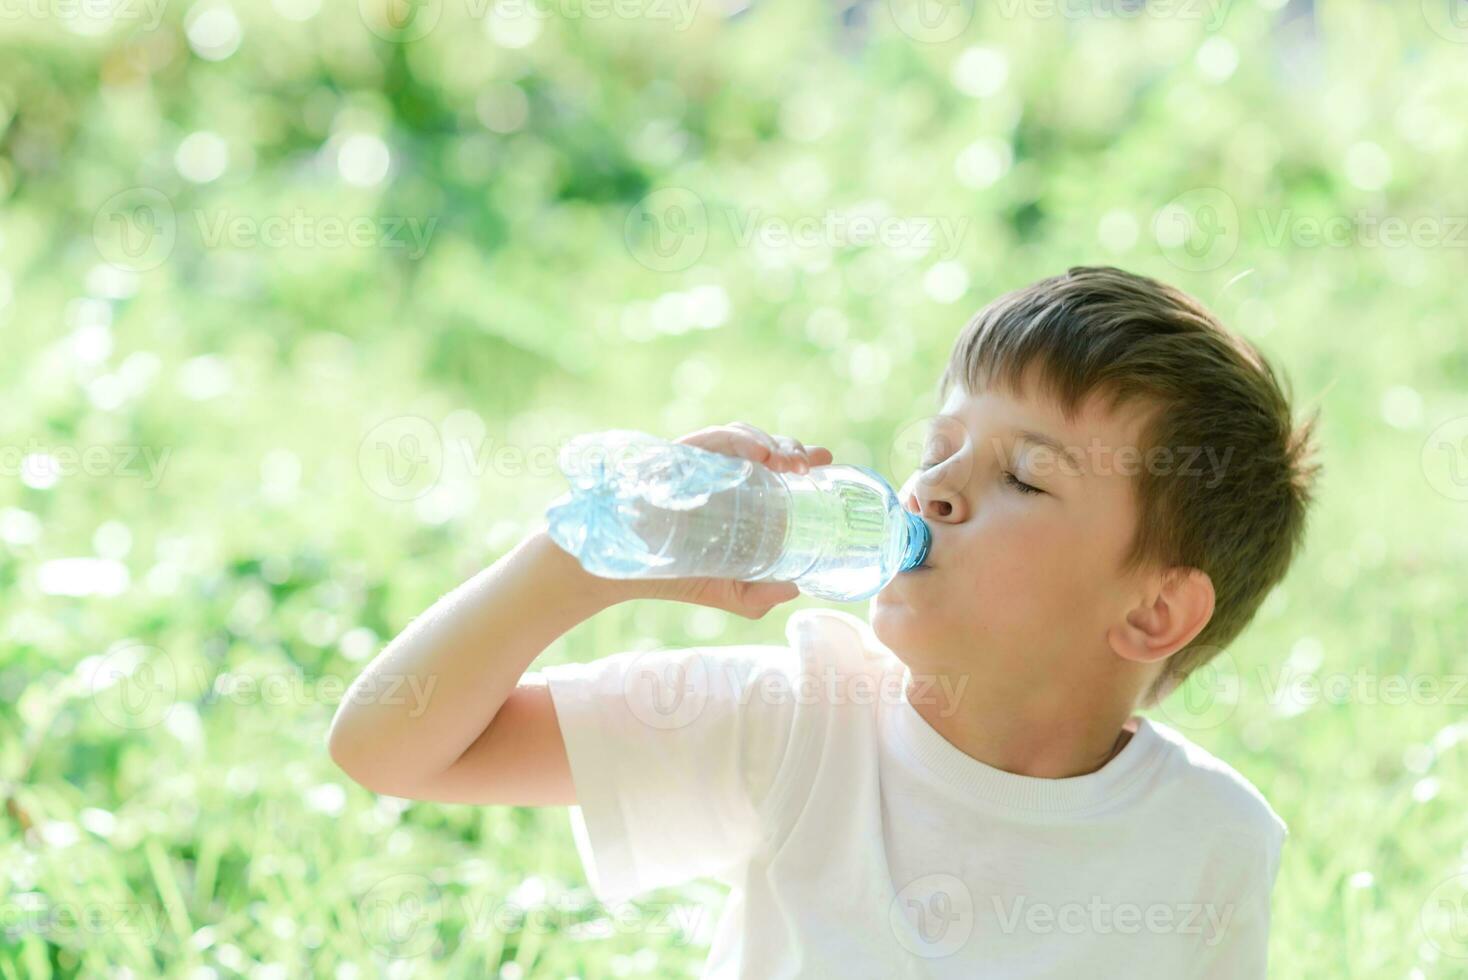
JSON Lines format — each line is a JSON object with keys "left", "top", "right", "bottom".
{"left": 905, "top": 670, "right": 1140, "bottom": 780}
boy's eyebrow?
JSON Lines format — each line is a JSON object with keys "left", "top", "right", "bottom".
{"left": 931, "top": 415, "right": 1085, "bottom": 475}
{"left": 1015, "top": 430, "right": 1084, "bottom": 474}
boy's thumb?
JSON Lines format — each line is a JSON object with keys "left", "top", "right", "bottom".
{"left": 746, "top": 581, "right": 800, "bottom": 607}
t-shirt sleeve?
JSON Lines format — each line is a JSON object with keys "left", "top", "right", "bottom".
{"left": 1196, "top": 817, "right": 1288, "bottom": 978}
{"left": 537, "top": 641, "right": 804, "bottom": 905}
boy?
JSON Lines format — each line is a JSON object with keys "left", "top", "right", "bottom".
{"left": 329, "top": 266, "right": 1320, "bottom": 977}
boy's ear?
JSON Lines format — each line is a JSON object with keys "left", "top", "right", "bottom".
{"left": 1108, "top": 567, "right": 1215, "bottom": 665}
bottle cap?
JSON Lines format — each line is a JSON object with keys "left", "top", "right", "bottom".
{"left": 900, "top": 510, "right": 930, "bottom": 571}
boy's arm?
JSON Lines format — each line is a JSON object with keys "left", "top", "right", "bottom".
{"left": 326, "top": 528, "right": 632, "bottom": 805}
{"left": 327, "top": 424, "right": 824, "bottom": 807}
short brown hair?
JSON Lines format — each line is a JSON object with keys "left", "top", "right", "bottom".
{"left": 937, "top": 266, "right": 1321, "bottom": 707}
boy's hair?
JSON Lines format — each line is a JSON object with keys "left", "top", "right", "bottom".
{"left": 937, "top": 266, "right": 1321, "bottom": 708}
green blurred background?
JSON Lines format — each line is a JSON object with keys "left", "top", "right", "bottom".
{"left": 2, "top": 0, "right": 1467, "bottom": 976}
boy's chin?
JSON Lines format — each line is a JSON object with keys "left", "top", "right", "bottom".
{"left": 867, "top": 598, "right": 938, "bottom": 666}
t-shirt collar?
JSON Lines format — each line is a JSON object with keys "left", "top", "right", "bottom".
{"left": 891, "top": 665, "right": 1165, "bottom": 813}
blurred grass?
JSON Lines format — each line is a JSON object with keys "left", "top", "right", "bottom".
{"left": 2, "top": 0, "right": 1467, "bottom": 976}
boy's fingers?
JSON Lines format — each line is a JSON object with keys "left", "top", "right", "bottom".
{"left": 726, "top": 422, "right": 779, "bottom": 457}
{"left": 738, "top": 580, "right": 800, "bottom": 616}
{"left": 775, "top": 435, "right": 807, "bottom": 459}
{"left": 775, "top": 438, "right": 834, "bottom": 473}
{"left": 702, "top": 424, "right": 793, "bottom": 469}
{"left": 677, "top": 427, "right": 770, "bottom": 463}
{"left": 680, "top": 425, "right": 830, "bottom": 472}
{"left": 775, "top": 435, "right": 832, "bottom": 464}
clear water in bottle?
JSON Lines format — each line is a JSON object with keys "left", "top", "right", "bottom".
{"left": 543, "top": 429, "right": 931, "bottom": 602}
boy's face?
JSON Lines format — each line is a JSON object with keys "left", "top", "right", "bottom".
{"left": 872, "top": 363, "right": 1157, "bottom": 686}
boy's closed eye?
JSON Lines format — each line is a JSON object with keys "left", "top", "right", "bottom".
{"left": 915, "top": 459, "right": 1045, "bottom": 496}
{"left": 1002, "top": 471, "right": 1044, "bottom": 495}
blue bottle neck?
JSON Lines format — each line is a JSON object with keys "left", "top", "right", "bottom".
{"left": 899, "top": 510, "right": 930, "bottom": 571}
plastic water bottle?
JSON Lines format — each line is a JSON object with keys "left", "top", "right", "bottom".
{"left": 543, "top": 429, "right": 931, "bottom": 602}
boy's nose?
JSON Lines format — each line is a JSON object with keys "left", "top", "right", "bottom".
{"left": 906, "top": 477, "right": 965, "bottom": 523}
{"left": 915, "top": 494, "right": 962, "bottom": 522}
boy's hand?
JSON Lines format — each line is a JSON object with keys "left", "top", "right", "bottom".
{"left": 634, "top": 423, "right": 835, "bottom": 620}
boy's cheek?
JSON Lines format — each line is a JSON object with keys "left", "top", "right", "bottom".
{"left": 961, "top": 563, "right": 1050, "bottom": 630}
{"left": 964, "top": 521, "right": 1063, "bottom": 585}
{"left": 935, "top": 519, "right": 1081, "bottom": 607}
{"left": 963, "top": 536, "right": 1086, "bottom": 619}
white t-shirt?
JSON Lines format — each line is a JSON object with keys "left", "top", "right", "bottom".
{"left": 540, "top": 607, "right": 1287, "bottom": 978}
